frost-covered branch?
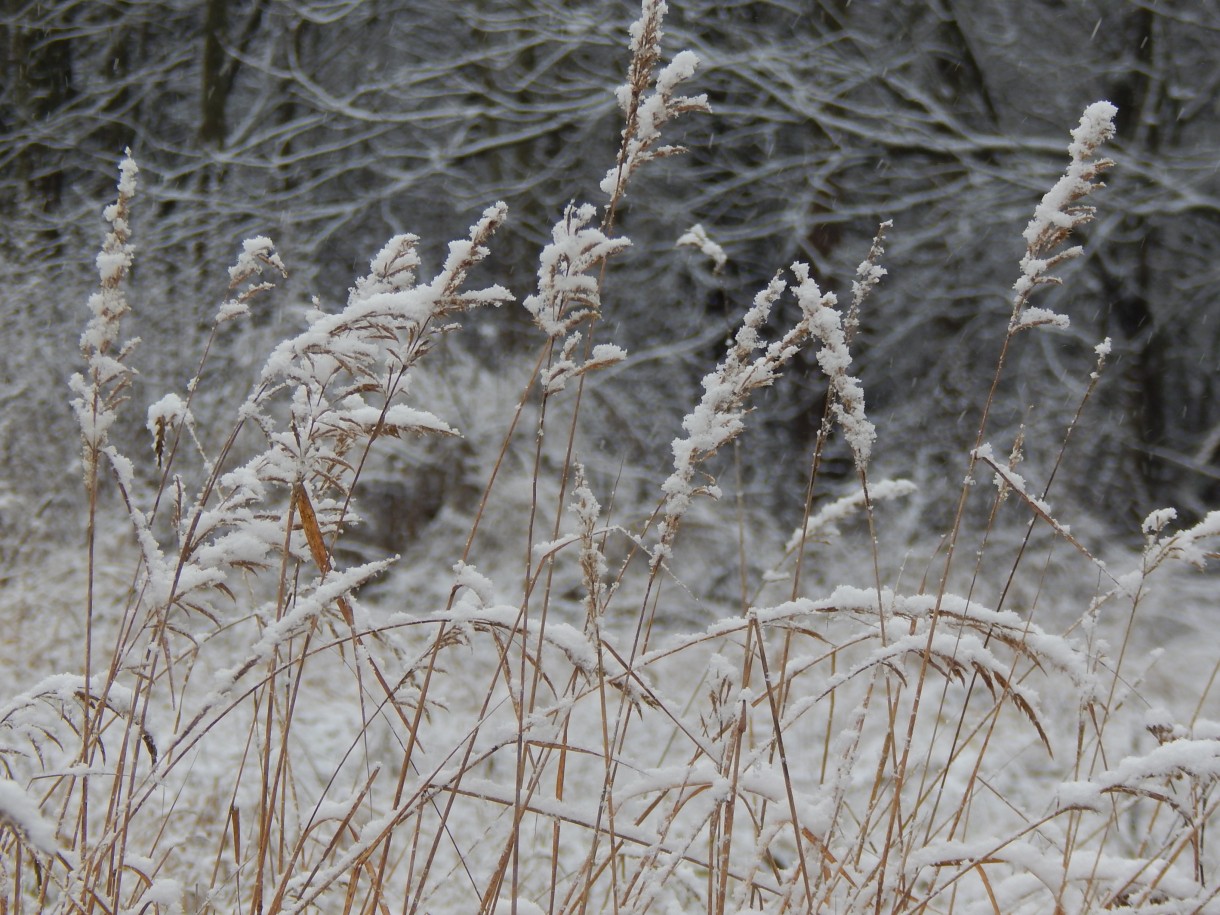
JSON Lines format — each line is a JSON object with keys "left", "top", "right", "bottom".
{"left": 1010, "top": 101, "right": 1117, "bottom": 329}
{"left": 602, "top": 0, "right": 710, "bottom": 208}
{"left": 69, "top": 151, "right": 140, "bottom": 488}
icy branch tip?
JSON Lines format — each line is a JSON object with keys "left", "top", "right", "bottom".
{"left": 117, "top": 148, "right": 139, "bottom": 197}
{"left": 677, "top": 224, "right": 726, "bottom": 274}
{"left": 629, "top": 0, "right": 668, "bottom": 54}
{"left": 1070, "top": 101, "right": 1118, "bottom": 160}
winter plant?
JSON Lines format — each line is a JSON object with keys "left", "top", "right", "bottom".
{"left": 2, "top": 2, "right": 1219, "bottom": 913}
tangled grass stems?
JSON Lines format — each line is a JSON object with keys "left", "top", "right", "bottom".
{"left": 4, "top": 7, "right": 1220, "bottom": 915}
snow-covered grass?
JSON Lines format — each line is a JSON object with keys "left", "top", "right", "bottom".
{"left": 2, "top": 4, "right": 1219, "bottom": 914}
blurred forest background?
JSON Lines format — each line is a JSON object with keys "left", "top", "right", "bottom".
{"left": 2, "top": 0, "right": 1217, "bottom": 563}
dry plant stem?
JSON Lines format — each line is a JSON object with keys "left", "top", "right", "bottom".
{"left": 714, "top": 631, "right": 752, "bottom": 915}
{"left": 571, "top": 570, "right": 664, "bottom": 912}
{"left": 917, "top": 351, "right": 1110, "bottom": 864}
{"left": 422, "top": 218, "right": 615, "bottom": 910}
{"left": 503, "top": 374, "right": 594, "bottom": 912}
{"left": 750, "top": 617, "right": 815, "bottom": 906}
{"left": 612, "top": 276, "right": 832, "bottom": 864}
{"left": 279, "top": 236, "right": 513, "bottom": 909}
{"left": 249, "top": 498, "right": 301, "bottom": 914}
{"left": 1066, "top": 582, "right": 1151, "bottom": 903}
{"left": 549, "top": 86, "right": 680, "bottom": 912}
{"left": 994, "top": 363, "right": 1106, "bottom": 613}
{"left": 404, "top": 658, "right": 519, "bottom": 915}
{"left": 545, "top": 486, "right": 620, "bottom": 915}
{"left": 734, "top": 443, "right": 750, "bottom": 613}
{"left": 601, "top": 298, "right": 817, "bottom": 905}
{"left": 34, "top": 33, "right": 1220, "bottom": 912}
{"left": 502, "top": 367, "right": 565, "bottom": 913}
{"left": 911, "top": 502, "right": 1007, "bottom": 852}
{"left": 1191, "top": 657, "right": 1220, "bottom": 728}
{"left": 805, "top": 421, "right": 842, "bottom": 788}
{"left": 572, "top": 597, "right": 622, "bottom": 915}
{"left": 379, "top": 354, "right": 557, "bottom": 913}
{"left": 502, "top": 16, "right": 691, "bottom": 817}
{"left": 776, "top": 230, "right": 889, "bottom": 909}
{"left": 880, "top": 322, "right": 1020, "bottom": 849}
{"left": 71, "top": 158, "right": 148, "bottom": 913}
{"left": 370, "top": 347, "right": 548, "bottom": 909}
{"left": 600, "top": 0, "right": 658, "bottom": 236}
{"left": 76, "top": 169, "right": 138, "bottom": 872}
{"left": 539, "top": 8, "right": 712, "bottom": 908}
{"left": 146, "top": 313, "right": 230, "bottom": 524}
{"left": 276, "top": 718, "right": 410, "bottom": 907}
{"left": 873, "top": 110, "right": 1115, "bottom": 911}
{"left": 784, "top": 221, "right": 889, "bottom": 806}
{"left": 907, "top": 430, "right": 1033, "bottom": 855}
{"left": 281, "top": 691, "right": 504, "bottom": 914}
{"left": 81, "top": 218, "right": 494, "bottom": 908}
{"left": 81, "top": 473, "right": 97, "bottom": 864}
{"left": 462, "top": 346, "right": 551, "bottom": 561}
{"left": 905, "top": 810, "right": 1067, "bottom": 912}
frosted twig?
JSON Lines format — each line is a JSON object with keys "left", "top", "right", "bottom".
{"left": 216, "top": 236, "right": 287, "bottom": 323}
{"left": 524, "top": 203, "right": 630, "bottom": 340}
{"left": 602, "top": 0, "right": 710, "bottom": 209}
{"left": 795, "top": 263, "right": 876, "bottom": 470}
{"left": 676, "top": 224, "right": 727, "bottom": 275}
{"left": 657, "top": 261, "right": 878, "bottom": 570}
{"left": 974, "top": 443, "right": 1117, "bottom": 584}
{"left": 70, "top": 150, "right": 140, "bottom": 487}
{"left": 847, "top": 220, "right": 891, "bottom": 339}
{"left": 1011, "top": 101, "right": 1117, "bottom": 326}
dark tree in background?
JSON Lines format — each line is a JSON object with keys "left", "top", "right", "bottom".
{"left": 1, "top": 0, "right": 1216, "bottom": 550}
